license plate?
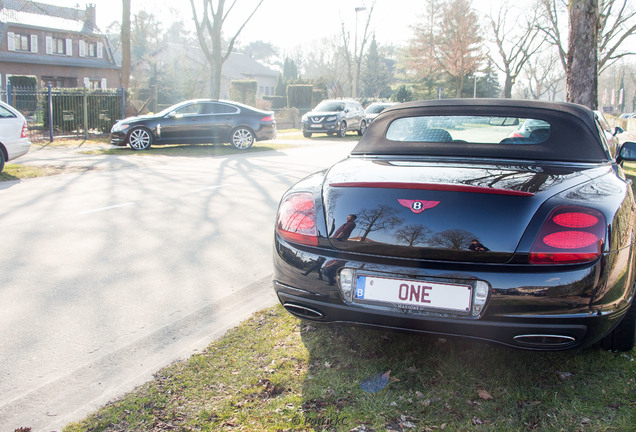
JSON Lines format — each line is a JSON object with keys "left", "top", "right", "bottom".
{"left": 354, "top": 274, "right": 472, "bottom": 313}
{"left": 310, "top": 124, "right": 322, "bottom": 128}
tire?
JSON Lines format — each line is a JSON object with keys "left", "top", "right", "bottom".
{"left": 127, "top": 127, "right": 153, "bottom": 151}
{"left": 358, "top": 120, "right": 367, "bottom": 136}
{"left": 303, "top": 131, "right": 312, "bottom": 138}
{"left": 598, "top": 298, "right": 636, "bottom": 351}
{"left": 337, "top": 122, "right": 347, "bottom": 138}
{"left": 0, "top": 149, "right": 5, "bottom": 174}
{"left": 231, "top": 127, "right": 255, "bottom": 149}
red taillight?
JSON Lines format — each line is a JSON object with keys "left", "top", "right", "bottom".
{"left": 276, "top": 192, "right": 319, "bottom": 246}
{"left": 510, "top": 132, "right": 524, "bottom": 138}
{"left": 262, "top": 115, "right": 274, "bottom": 122}
{"left": 21, "top": 122, "right": 28, "bottom": 138}
{"left": 529, "top": 206, "right": 605, "bottom": 264}
{"left": 553, "top": 212, "right": 598, "bottom": 228}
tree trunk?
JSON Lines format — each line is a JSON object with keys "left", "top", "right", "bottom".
{"left": 566, "top": 0, "right": 598, "bottom": 109}
{"left": 503, "top": 75, "right": 514, "bottom": 98}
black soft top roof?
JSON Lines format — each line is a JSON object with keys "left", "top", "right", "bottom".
{"left": 352, "top": 99, "right": 608, "bottom": 163}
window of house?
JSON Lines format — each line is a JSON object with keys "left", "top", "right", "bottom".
{"left": 14, "top": 33, "right": 30, "bottom": 51}
{"left": 53, "top": 38, "right": 66, "bottom": 54}
{"left": 79, "top": 40, "right": 103, "bottom": 58}
{"left": 87, "top": 42, "right": 97, "bottom": 57}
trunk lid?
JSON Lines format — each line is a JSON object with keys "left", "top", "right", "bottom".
{"left": 322, "top": 157, "right": 597, "bottom": 263}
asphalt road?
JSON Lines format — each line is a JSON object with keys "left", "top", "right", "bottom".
{"left": 0, "top": 139, "right": 356, "bottom": 431}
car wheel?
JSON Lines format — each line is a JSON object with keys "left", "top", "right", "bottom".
{"left": 0, "top": 150, "right": 5, "bottom": 174}
{"left": 128, "top": 127, "right": 153, "bottom": 150}
{"left": 358, "top": 120, "right": 367, "bottom": 136}
{"left": 337, "top": 122, "right": 347, "bottom": 138}
{"left": 598, "top": 296, "right": 636, "bottom": 351}
{"left": 303, "top": 131, "right": 313, "bottom": 138}
{"left": 231, "top": 127, "right": 255, "bottom": 149}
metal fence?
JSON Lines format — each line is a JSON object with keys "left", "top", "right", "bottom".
{"left": 2, "top": 83, "right": 125, "bottom": 141}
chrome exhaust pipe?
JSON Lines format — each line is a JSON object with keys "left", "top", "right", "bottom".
{"left": 283, "top": 303, "right": 324, "bottom": 319}
{"left": 514, "top": 334, "right": 576, "bottom": 347}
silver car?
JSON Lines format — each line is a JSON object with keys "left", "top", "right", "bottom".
{"left": 0, "top": 101, "right": 30, "bottom": 173}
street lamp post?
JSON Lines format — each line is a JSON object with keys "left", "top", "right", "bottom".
{"left": 353, "top": 6, "right": 366, "bottom": 98}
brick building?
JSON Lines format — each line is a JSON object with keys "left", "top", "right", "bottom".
{"left": 0, "top": 0, "right": 121, "bottom": 90}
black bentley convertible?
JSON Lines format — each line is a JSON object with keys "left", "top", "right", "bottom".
{"left": 274, "top": 99, "right": 636, "bottom": 351}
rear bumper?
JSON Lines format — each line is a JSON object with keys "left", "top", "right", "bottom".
{"left": 256, "top": 124, "right": 277, "bottom": 141}
{"left": 273, "top": 236, "right": 635, "bottom": 350}
{"left": 6, "top": 137, "right": 31, "bottom": 161}
{"left": 276, "top": 288, "right": 590, "bottom": 350}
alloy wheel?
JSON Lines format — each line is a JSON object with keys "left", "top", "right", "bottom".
{"left": 231, "top": 128, "right": 255, "bottom": 149}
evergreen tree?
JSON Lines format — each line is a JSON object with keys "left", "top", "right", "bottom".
{"left": 275, "top": 74, "right": 286, "bottom": 97}
{"left": 392, "top": 85, "right": 414, "bottom": 102}
{"left": 361, "top": 36, "right": 392, "bottom": 98}
{"left": 283, "top": 58, "right": 299, "bottom": 82}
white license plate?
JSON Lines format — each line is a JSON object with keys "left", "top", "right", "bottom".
{"left": 310, "top": 124, "right": 322, "bottom": 128}
{"left": 354, "top": 275, "right": 472, "bottom": 313}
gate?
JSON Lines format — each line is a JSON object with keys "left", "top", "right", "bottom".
{"left": 3, "top": 83, "right": 126, "bottom": 141}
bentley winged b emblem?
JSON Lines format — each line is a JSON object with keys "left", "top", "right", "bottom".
{"left": 398, "top": 199, "right": 440, "bottom": 214}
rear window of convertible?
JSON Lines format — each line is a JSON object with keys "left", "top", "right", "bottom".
{"left": 354, "top": 111, "right": 608, "bottom": 163}
{"left": 386, "top": 116, "right": 550, "bottom": 145}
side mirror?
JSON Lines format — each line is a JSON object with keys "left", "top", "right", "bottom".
{"left": 617, "top": 141, "right": 636, "bottom": 164}
{"left": 167, "top": 111, "right": 177, "bottom": 118}
{"left": 614, "top": 126, "right": 624, "bottom": 136}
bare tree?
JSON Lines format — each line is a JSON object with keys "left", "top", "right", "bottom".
{"left": 395, "top": 224, "right": 431, "bottom": 247}
{"left": 435, "top": 0, "right": 484, "bottom": 97}
{"left": 489, "top": 1, "right": 543, "bottom": 98}
{"left": 537, "top": 0, "right": 568, "bottom": 73}
{"left": 567, "top": 0, "right": 598, "bottom": 108}
{"left": 522, "top": 52, "right": 565, "bottom": 100}
{"left": 121, "top": 0, "right": 131, "bottom": 90}
{"left": 539, "top": 0, "right": 636, "bottom": 75}
{"left": 189, "top": 0, "right": 265, "bottom": 99}
{"left": 355, "top": 205, "right": 403, "bottom": 242}
{"left": 429, "top": 229, "right": 476, "bottom": 249}
{"left": 598, "top": 0, "right": 636, "bottom": 73}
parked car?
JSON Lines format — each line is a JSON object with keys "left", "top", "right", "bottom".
{"left": 301, "top": 99, "right": 367, "bottom": 138}
{"left": 508, "top": 118, "right": 550, "bottom": 140}
{"left": 110, "top": 99, "right": 276, "bottom": 150}
{"left": 274, "top": 98, "right": 636, "bottom": 351}
{"left": 0, "top": 101, "right": 30, "bottom": 173}
{"left": 365, "top": 102, "right": 397, "bottom": 123}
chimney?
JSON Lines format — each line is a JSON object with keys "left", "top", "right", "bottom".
{"left": 85, "top": 3, "right": 96, "bottom": 30}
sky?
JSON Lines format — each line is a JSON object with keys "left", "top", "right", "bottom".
{"left": 51, "top": 0, "right": 501, "bottom": 53}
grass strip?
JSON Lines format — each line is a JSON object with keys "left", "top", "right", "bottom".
{"left": 64, "top": 305, "right": 635, "bottom": 432}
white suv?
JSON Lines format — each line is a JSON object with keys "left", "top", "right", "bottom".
{"left": 0, "top": 101, "right": 30, "bottom": 173}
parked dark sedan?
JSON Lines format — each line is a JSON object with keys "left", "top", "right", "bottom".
{"left": 274, "top": 99, "right": 636, "bottom": 351}
{"left": 110, "top": 99, "right": 276, "bottom": 150}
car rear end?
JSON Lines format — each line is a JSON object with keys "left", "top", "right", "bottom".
{"left": 0, "top": 102, "right": 30, "bottom": 163}
{"left": 253, "top": 110, "right": 277, "bottom": 141}
{"left": 273, "top": 100, "right": 636, "bottom": 351}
